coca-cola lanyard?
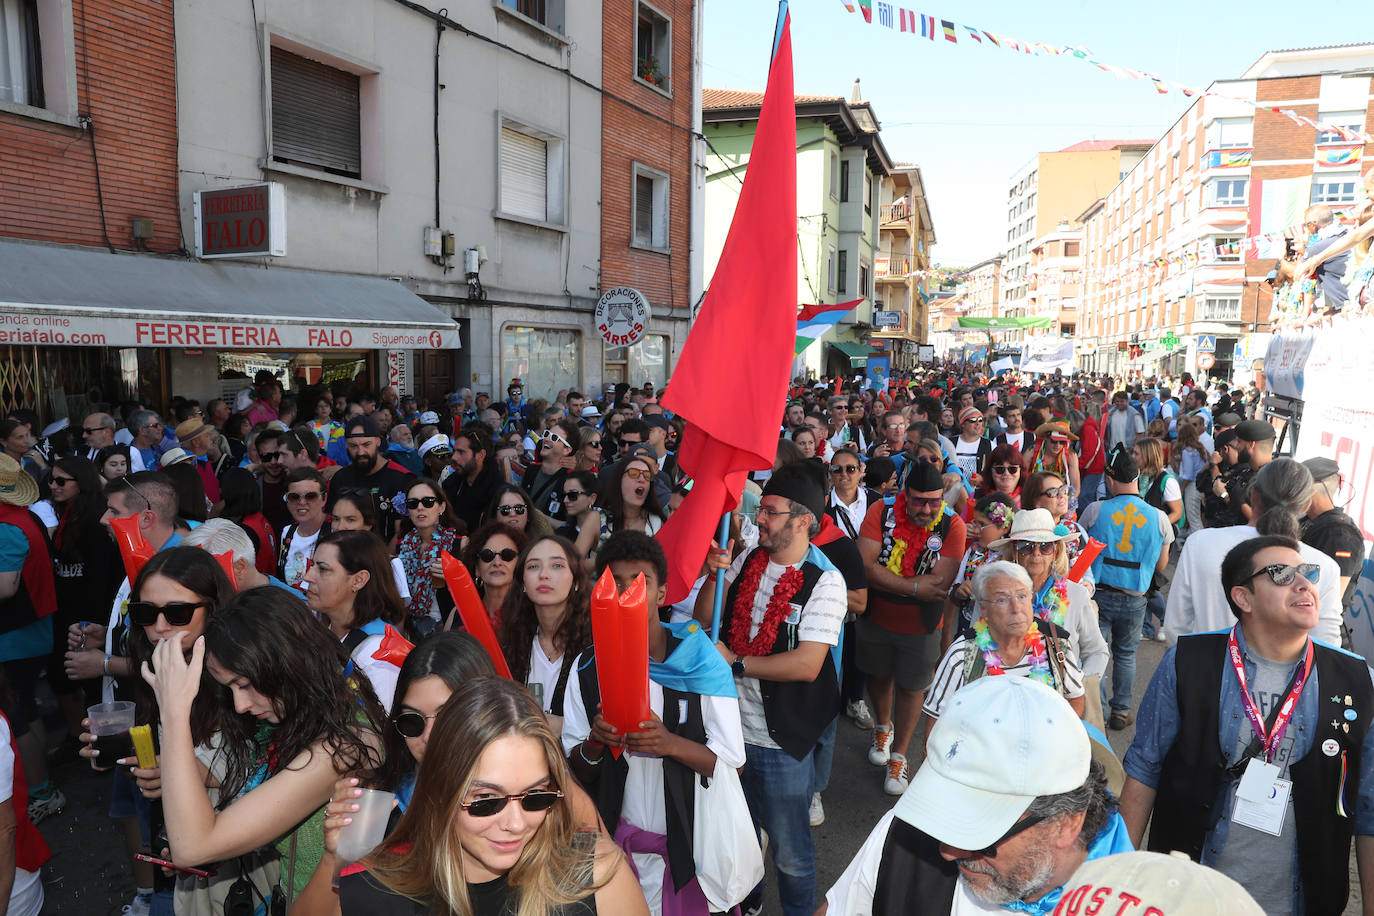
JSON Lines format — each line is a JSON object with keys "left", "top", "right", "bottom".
{"left": 1227, "top": 626, "right": 1314, "bottom": 763}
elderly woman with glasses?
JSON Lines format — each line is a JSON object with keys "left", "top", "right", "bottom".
{"left": 991, "top": 508, "right": 1109, "bottom": 728}
{"left": 923, "top": 560, "right": 1086, "bottom": 745}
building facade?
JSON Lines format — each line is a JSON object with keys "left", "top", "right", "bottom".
{"left": 702, "top": 88, "right": 898, "bottom": 379}
{"left": 1078, "top": 44, "right": 1374, "bottom": 382}
{"left": 1027, "top": 222, "right": 1083, "bottom": 338}
{"left": 873, "top": 165, "right": 935, "bottom": 369}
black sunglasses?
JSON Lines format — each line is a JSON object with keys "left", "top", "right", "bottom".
{"left": 478, "top": 547, "right": 519, "bottom": 563}
{"left": 562, "top": 489, "right": 591, "bottom": 500}
{"left": 50, "top": 475, "right": 77, "bottom": 487}
{"left": 1249, "top": 562, "right": 1320, "bottom": 587}
{"left": 1015, "top": 541, "right": 1058, "bottom": 556}
{"left": 393, "top": 710, "right": 438, "bottom": 739}
{"left": 258, "top": 451, "right": 281, "bottom": 463}
{"left": 976, "top": 813, "right": 1050, "bottom": 858}
{"left": 459, "top": 789, "right": 564, "bottom": 818}
{"left": 498, "top": 504, "right": 527, "bottom": 516}
{"left": 406, "top": 496, "right": 440, "bottom": 510}
{"left": 128, "top": 601, "right": 207, "bottom": 628}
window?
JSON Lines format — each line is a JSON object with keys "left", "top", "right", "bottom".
{"left": 498, "top": 0, "right": 565, "bottom": 34}
{"left": 839, "top": 160, "right": 850, "bottom": 203}
{"left": 830, "top": 152, "right": 839, "bottom": 200}
{"left": 0, "top": 0, "right": 42, "bottom": 107}
{"left": 502, "top": 326, "right": 581, "bottom": 400}
{"left": 270, "top": 47, "right": 362, "bottom": 178}
{"left": 827, "top": 246, "right": 836, "bottom": 293}
{"left": 863, "top": 171, "right": 872, "bottom": 214}
{"left": 837, "top": 250, "right": 848, "bottom": 294}
{"left": 1315, "top": 111, "right": 1364, "bottom": 146}
{"left": 1212, "top": 235, "right": 1242, "bottom": 263}
{"left": 1201, "top": 297, "right": 1241, "bottom": 321}
{"left": 1207, "top": 117, "right": 1252, "bottom": 150}
{"left": 498, "top": 118, "right": 566, "bottom": 226}
{"left": 1207, "top": 178, "right": 1247, "bottom": 207}
{"left": 631, "top": 163, "right": 669, "bottom": 250}
{"left": 1064, "top": 241, "right": 1080, "bottom": 258}
{"left": 860, "top": 262, "right": 869, "bottom": 298}
{"left": 634, "top": 2, "right": 670, "bottom": 92}
{"left": 628, "top": 334, "right": 669, "bottom": 389}
{"left": 1312, "top": 174, "right": 1359, "bottom": 204}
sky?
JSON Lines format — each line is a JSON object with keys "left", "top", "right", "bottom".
{"left": 702, "top": 0, "right": 1366, "bottom": 265}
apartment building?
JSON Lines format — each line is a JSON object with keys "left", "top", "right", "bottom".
{"left": 873, "top": 165, "right": 935, "bottom": 369}
{"left": 1027, "top": 222, "right": 1083, "bottom": 338}
{"left": 1078, "top": 44, "right": 1374, "bottom": 381}
{"left": 960, "top": 255, "right": 1003, "bottom": 320}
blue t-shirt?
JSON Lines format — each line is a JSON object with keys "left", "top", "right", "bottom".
{"left": 0, "top": 522, "right": 52, "bottom": 663}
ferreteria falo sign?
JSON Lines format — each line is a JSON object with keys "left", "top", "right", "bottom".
{"left": 193, "top": 183, "right": 287, "bottom": 259}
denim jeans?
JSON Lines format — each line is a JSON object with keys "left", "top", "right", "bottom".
{"left": 1078, "top": 473, "right": 1104, "bottom": 514}
{"left": 1140, "top": 589, "right": 1167, "bottom": 639}
{"left": 1096, "top": 589, "right": 1147, "bottom": 714}
{"left": 811, "top": 715, "right": 840, "bottom": 795}
{"left": 740, "top": 742, "right": 817, "bottom": 916}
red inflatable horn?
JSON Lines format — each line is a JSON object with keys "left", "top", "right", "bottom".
{"left": 1068, "top": 538, "right": 1106, "bottom": 584}
{"left": 440, "top": 552, "right": 512, "bottom": 678}
{"left": 372, "top": 624, "right": 415, "bottom": 667}
{"left": 590, "top": 569, "right": 652, "bottom": 757}
{"left": 111, "top": 515, "right": 156, "bottom": 582}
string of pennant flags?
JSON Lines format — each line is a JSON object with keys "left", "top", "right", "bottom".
{"left": 838, "top": 1, "right": 1374, "bottom": 145}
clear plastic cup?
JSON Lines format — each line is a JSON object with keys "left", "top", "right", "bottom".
{"left": 87, "top": 701, "right": 136, "bottom": 767}
{"left": 334, "top": 788, "right": 395, "bottom": 863}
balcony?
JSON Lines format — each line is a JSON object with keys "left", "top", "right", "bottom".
{"left": 880, "top": 199, "right": 913, "bottom": 231}
{"left": 875, "top": 256, "right": 911, "bottom": 281}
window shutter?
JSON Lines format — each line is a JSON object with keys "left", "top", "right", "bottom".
{"left": 634, "top": 174, "right": 653, "bottom": 245}
{"left": 271, "top": 47, "right": 361, "bottom": 177}
{"left": 501, "top": 126, "right": 548, "bottom": 221}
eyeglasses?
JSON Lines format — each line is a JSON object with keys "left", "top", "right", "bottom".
{"left": 50, "top": 475, "right": 76, "bottom": 487}
{"left": 478, "top": 547, "right": 520, "bottom": 563}
{"left": 562, "top": 489, "right": 591, "bottom": 500}
{"left": 143, "top": 422, "right": 164, "bottom": 430}
{"left": 1041, "top": 485, "right": 1070, "bottom": 499}
{"left": 885, "top": 422, "right": 907, "bottom": 429}
{"left": 393, "top": 711, "right": 438, "bottom": 738}
{"left": 82, "top": 426, "right": 107, "bottom": 435}
{"left": 497, "top": 504, "right": 527, "bottom": 517}
{"left": 905, "top": 496, "right": 943, "bottom": 509}
{"left": 624, "top": 467, "right": 653, "bottom": 481}
{"left": 1248, "top": 563, "right": 1320, "bottom": 587}
{"left": 755, "top": 506, "right": 798, "bottom": 520}
{"left": 830, "top": 465, "right": 860, "bottom": 475}
{"left": 128, "top": 600, "right": 207, "bottom": 628}
{"left": 1015, "top": 541, "right": 1058, "bottom": 556}
{"left": 587, "top": 440, "right": 602, "bottom": 448}
{"left": 405, "top": 496, "right": 440, "bottom": 510}
{"left": 975, "top": 813, "right": 1050, "bottom": 858}
{"left": 460, "top": 789, "right": 564, "bottom": 818}
{"left": 285, "top": 491, "right": 323, "bottom": 503}
{"left": 983, "top": 590, "right": 1032, "bottom": 610}
{"left": 992, "top": 465, "right": 1019, "bottom": 475}
{"left": 259, "top": 452, "right": 281, "bottom": 463}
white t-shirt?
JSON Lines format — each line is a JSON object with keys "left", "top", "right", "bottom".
{"left": 825, "top": 810, "right": 1009, "bottom": 915}
{"left": 280, "top": 524, "right": 322, "bottom": 588}
{"left": 953, "top": 437, "right": 983, "bottom": 481}
{"left": 527, "top": 635, "right": 565, "bottom": 715}
{"left": 999, "top": 430, "right": 1028, "bottom": 452}
{"left": 0, "top": 718, "right": 43, "bottom": 916}
{"left": 923, "top": 635, "right": 1084, "bottom": 720}
{"left": 562, "top": 670, "right": 745, "bottom": 912}
{"left": 719, "top": 549, "right": 846, "bottom": 749}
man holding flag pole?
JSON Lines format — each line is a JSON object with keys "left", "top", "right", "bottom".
{"left": 657, "top": 3, "right": 845, "bottom": 914}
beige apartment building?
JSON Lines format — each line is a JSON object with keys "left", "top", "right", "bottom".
{"left": 874, "top": 165, "right": 936, "bottom": 368}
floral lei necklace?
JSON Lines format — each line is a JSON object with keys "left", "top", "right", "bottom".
{"left": 1034, "top": 577, "right": 1070, "bottom": 628}
{"left": 882, "top": 492, "right": 945, "bottom": 577}
{"left": 973, "top": 618, "right": 1053, "bottom": 686}
{"left": 729, "top": 550, "right": 804, "bottom": 657}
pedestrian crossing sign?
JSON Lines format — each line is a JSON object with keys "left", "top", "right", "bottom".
{"left": 1196, "top": 335, "right": 1217, "bottom": 352}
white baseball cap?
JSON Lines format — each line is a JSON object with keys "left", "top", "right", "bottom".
{"left": 1054, "top": 851, "right": 1264, "bottom": 915}
{"left": 894, "top": 676, "right": 1089, "bottom": 850}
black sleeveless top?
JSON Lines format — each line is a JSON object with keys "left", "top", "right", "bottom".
{"left": 340, "top": 861, "right": 600, "bottom": 915}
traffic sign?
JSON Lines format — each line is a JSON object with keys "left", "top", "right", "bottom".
{"left": 1197, "top": 352, "right": 1215, "bottom": 370}
{"left": 1196, "top": 335, "right": 1217, "bottom": 353}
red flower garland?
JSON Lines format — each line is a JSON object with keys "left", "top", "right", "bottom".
{"left": 888, "top": 492, "right": 942, "bottom": 578}
{"left": 729, "top": 550, "right": 805, "bottom": 657}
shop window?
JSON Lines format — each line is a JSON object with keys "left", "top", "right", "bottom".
{"left": 270, "top": 46, "right": 365, "bottom": 179}
{"left": 632, "top": 163, "right": 669, "bottom": 250}
{"left": 498, "top": 118, "right": 567, "bottom": 227}
{"left": 635, "top": 1, "right": 670, "bottom": 92}
{"left": 629, "top": 334, "right": 669, "bottom": 389}
{"left": 502, "top": 326, "right": 580, "bottom": 400}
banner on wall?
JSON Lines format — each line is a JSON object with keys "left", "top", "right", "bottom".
{"left": 866, "top": 355, "right": 891, "bottom": 390}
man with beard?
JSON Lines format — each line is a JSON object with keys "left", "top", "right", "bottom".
{"left": 697, "top": 461, "right": 847, "bottom": 916}
{"left": 442, "top": 426, "right": 502, "bottom": 533}
{"left": 1227, "top": 420, "right": 1274, "bottom": 524}
{"left": 326, "top": 416, "right": 413, "bottom": 539}
{"left": 993, "top": 397, "right": 1030, "bottom": 454}
{"left": 253, "top": 427, "right": 292, "bottom": 534}
{"left": 821, "top": 676, "right": 1131, "bottom": 915}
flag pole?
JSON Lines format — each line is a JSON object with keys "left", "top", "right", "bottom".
{"left": 709, "top": 511, "right": 731, "bottom": 641}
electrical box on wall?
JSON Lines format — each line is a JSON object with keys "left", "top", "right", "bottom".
{"left": 424, "top": 227, "right": 444, "bottom": 257}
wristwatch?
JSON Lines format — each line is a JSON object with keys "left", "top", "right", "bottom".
{"left": 731, "top": 656, "right": 746, "bottom": 677}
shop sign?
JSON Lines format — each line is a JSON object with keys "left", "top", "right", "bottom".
{"left": 388, "top": 350, "right": 411, "bottom": 393}
{"left": 873, "top": 310, "right": 901, "bottom": 327}
{"left": 594, "top": 287, "right": 651, "bottom": 347}
{"left": 193, "top": 183, "right": 287, "bottom": 259}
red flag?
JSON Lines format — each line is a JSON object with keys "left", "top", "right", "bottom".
{"left": 657, "top": 3, "right": 797, "bottom": 604}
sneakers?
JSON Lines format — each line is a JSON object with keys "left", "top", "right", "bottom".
{"left": 868, "top": 724, "right": 893, "bottom": 766}
{"left": 809, "top": 792, "right": 825, "bottom": 827}
{"left": 845, "top": 698, "right": 874, "bottom": 729}
{"left": 884, "top": 754, "right": 910, "bottom": 795}
{"left": 26, "top": 785, "right": 65, "bottom": 825}
{"left": 1154, "top": 628, "right": 1168, "bottom": 643}
{"left": 1108, "top": 711, "right": 1135, "bottom": 731}
{"left": 122, "top": 894, "right": 152, "bottom": 916}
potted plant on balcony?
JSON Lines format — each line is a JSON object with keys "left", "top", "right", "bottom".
{"left": 637, "top": 55, "right": 666, "bottom": 89}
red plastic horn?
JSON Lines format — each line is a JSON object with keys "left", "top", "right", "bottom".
{"left": 1068, "top": 538, "right": 1106, "bottom": 584}
{"left": 372, "top": 623, "right": 415, "bottom": 667}
{"left": 212, "top": 552, "right": 237, "bottom": 589}
{"left": 591, "top": 570, "right": 652, "bottom": 757}
{"left": 440, "top": 552, "right": 512, "bottom": 678}
{"left": 111, "top": 515, "right": 156, "bottom": 582}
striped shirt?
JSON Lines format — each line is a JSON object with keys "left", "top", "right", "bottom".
{"left": 923, "top": 633, "right": 1084, "bottom": 720}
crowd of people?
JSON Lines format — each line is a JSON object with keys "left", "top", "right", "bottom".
{"left": 0, "top": 362, "right": 1366, "bottom": 915}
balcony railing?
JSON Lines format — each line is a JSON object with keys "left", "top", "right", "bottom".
{"left": 880, "top": 199, "right": 912, "bottom": 227}
{"left": 875, "top": 257, "right": 911, "bottom": 279}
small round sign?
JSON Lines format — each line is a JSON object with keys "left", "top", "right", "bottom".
{"left": 595, "top": 287, "right": 651, "bottom": 347}
{"left": 1323, "top": 738, "right": 1340, "bottom": 757}
{"left": 1197, "top": 352, "right": 1215, "bottom": 371}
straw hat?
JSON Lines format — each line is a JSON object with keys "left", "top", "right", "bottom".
{"left": 175, "top": 418, "right": 213, "bottom": 446}
{"left": 1034, "top": 420, "right": 1078, "bottom": 442}
{"left": 0, "top": 455, "right": 38, "bottom": 507}
{"left": 160, "top": 448, "right": 194, "bottom": 468}
{"left": 988, "top": 507, "right": 1074, "bottom": 550}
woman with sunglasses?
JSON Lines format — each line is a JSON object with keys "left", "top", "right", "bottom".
{"left": 303, "top": 529, "right": 408, "bottom": 708}
{"left": 499, "top": 535, "right": 592, "bottom": 732}
{"left": 143, "top": 586, "right": 387, "bottom": 905}
{"left": 486, "top": 484, "right": 555, "bottom": 539}
{"left": 1023, "top": 471, "right": 1093, "bottom": 588}
{"left": 460, "top": 522, "right": 528, "bottom": 631}
{"left": 826, "top": 447, "right": 878, "bottom": 541}
{"left": 975, "top": 442, "right": 1025, "bottom": 511}
{"left": 555, "top": 470, "right": 610, "bottom": 569}
{"left": 278, "top": 467, "right": 331, "bottom": 589}
{"left": 601, "top": 456, "right": 664, "bottom": 536}
{"left": 522, "top": 418, "right": 580, "bottom": 518}
{"left": 316, "top": 677, "right": 646, "bottom": 915}
{"left": 1027, "top": 421, "right": 1082, "bottom": 505}
{"left": 990, "top": 508, "right": 1109, "bottom": 728}
{"left": 575, "top": 427, "right": 604, "bottom": 473}
{"left": 395, "top": 479, "right": 463, "bottom": 631}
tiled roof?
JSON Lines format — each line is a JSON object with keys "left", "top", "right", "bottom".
{"left": 703, "top": 88, "right": 845, "bottom": 109}
{"left": 1057, "top": 139, "right": 1155, "bottom": 153}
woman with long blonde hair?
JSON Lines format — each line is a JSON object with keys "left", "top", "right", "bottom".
{"left": 331, "top": 677, "right": 647, "bottom": 915}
